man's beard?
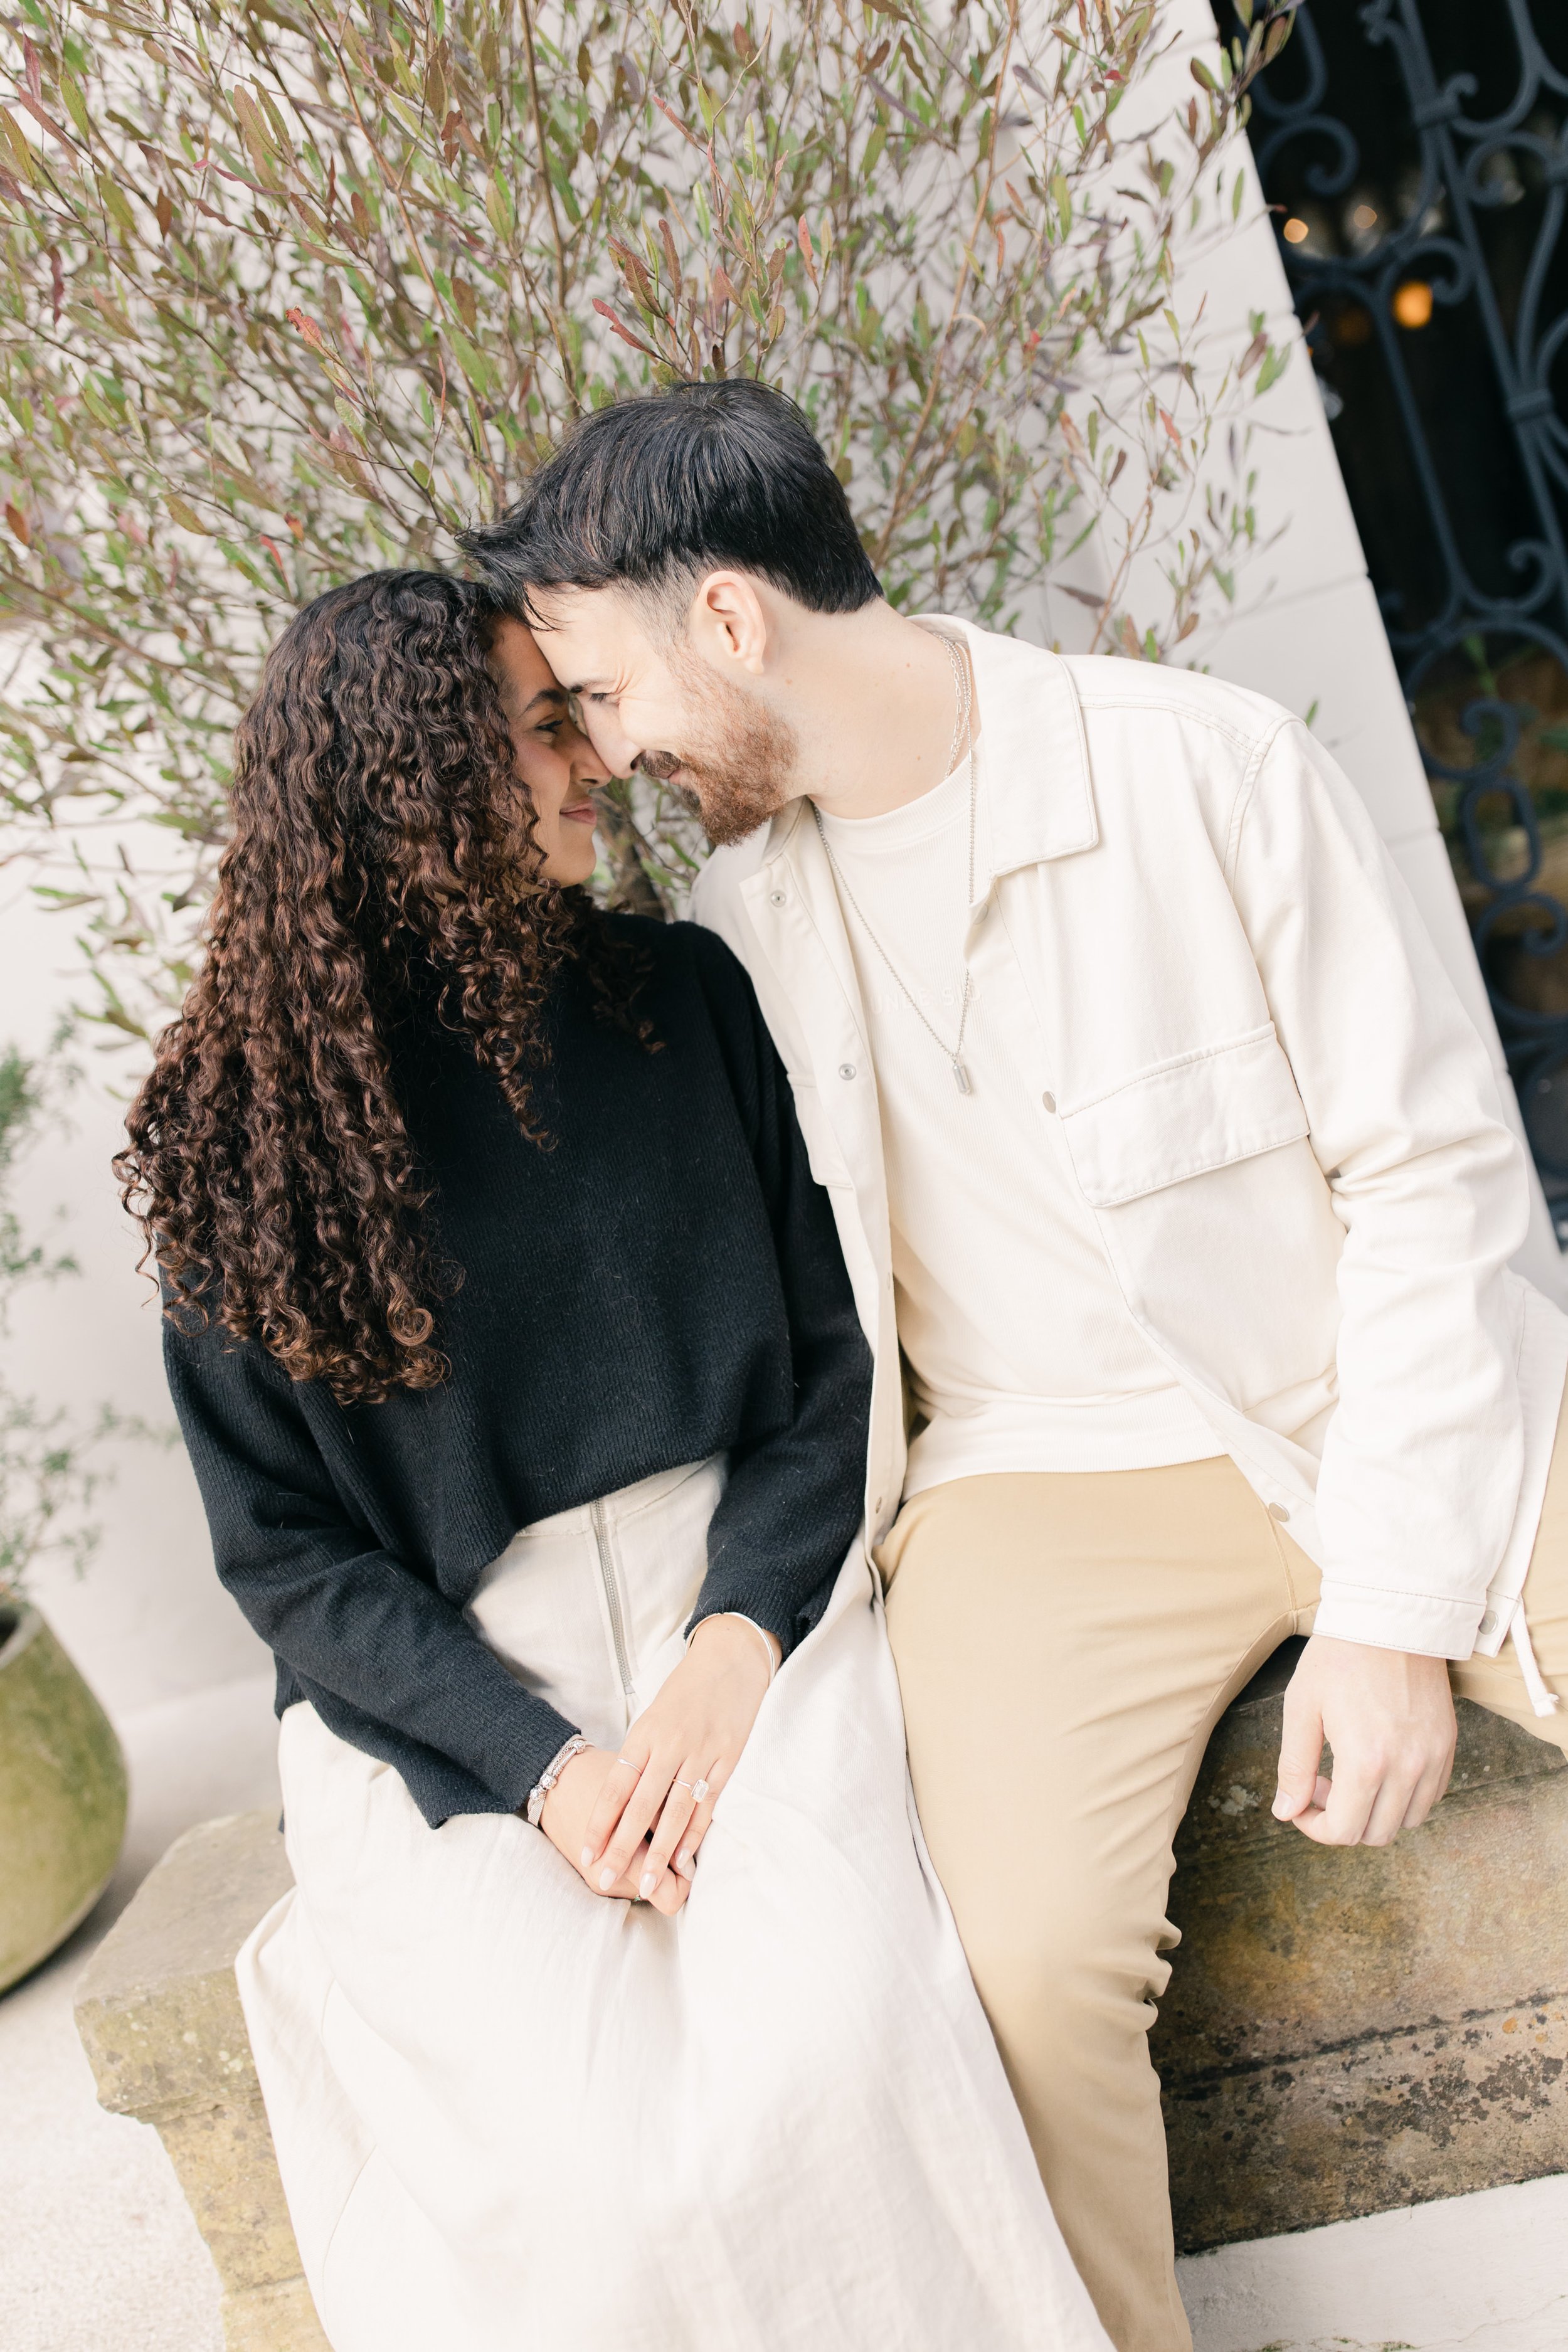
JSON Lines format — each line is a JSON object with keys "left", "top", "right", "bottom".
{"left": 635, "top": 662, "right": 799, "bottom": 849}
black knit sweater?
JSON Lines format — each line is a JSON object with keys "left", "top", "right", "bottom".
{"left": 164, "top": 917, "right": 872, "bottom": 1828}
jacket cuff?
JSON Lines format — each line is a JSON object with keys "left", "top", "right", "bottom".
{"left": 1311, "top": 1579, "right": 1485, "bottom": 1661}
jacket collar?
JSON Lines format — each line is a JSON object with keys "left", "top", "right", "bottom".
{"left": 750, "top": 616, "right": 1098, "bottom": 901}
{"left": 921, "top": 615, "right": 1098, "bottom": 885}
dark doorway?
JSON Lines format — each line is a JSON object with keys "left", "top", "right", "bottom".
{"left": 1218, "top": 1, "right": 1568, "bottom": 1221}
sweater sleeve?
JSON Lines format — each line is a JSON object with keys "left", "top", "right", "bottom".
{"left": 162, "top": 1316, "right": 580, "bottom": 1827}
{"left": 682, "top": 928, "right": 874, "bottom": 1657}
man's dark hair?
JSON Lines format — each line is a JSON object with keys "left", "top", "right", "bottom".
{"left": 458, "top": 379, "right": 882, "bottom": 623}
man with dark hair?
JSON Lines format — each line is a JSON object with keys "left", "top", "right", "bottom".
{"left": 464, "top": 380, "right": 1568, "bottom": 2352}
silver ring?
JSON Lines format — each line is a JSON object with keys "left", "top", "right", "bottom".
{"left": 691, "top": 1777, "right": 711, "bottom": 1803}
{"left": 675, "top": 1777, "right": 694, "bottom": 1793}
{"left": 615, "top": 1756, "right": 638, "bottom": 1771}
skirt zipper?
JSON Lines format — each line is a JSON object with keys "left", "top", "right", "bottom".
{"left": 591, "top": 1497, "right": 637, "bottom": 1714}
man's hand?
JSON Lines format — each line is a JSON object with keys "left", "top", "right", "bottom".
{"left": 538, "top": 1747, "right": 689, "bottom": 1914}
{"left": 1274, "top": 1633, "right": 1457, "bottom": 1845}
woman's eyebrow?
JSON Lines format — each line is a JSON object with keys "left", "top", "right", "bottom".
{"left": 519, "top": 686, "right": 568, "bottom": 716}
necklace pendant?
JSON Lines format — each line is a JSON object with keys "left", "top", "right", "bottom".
{"left": 952, "top": 1060, "right": 974, "bottom": 1096}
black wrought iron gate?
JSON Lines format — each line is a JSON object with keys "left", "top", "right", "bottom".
{"left": 1222, "top": 0, "right": 1568, "bottom": 1221}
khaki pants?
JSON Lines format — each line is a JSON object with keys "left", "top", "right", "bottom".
{"left": 879, "top": 1414, "right": 1568, "bottom": 2352}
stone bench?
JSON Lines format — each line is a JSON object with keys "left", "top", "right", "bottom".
{"left": 1152, "top": 1639, "right": 1568, "bottom": 2252}
{"left": 75, "top": 1660, "right": 1568, "bottom": 2346}
{"left": 74, "top": 1811, "right": 328, "bottom": 2352}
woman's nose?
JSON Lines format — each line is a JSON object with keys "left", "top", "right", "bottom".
{"left": 569, "top": 725, "right": 618, "bottom": 785}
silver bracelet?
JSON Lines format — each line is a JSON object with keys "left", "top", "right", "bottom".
{"left": 524, "top": 1734, "right": 591, "bottom": 1828}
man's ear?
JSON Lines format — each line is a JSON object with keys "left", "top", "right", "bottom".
{"left": 686, "top": 569, "right": 770, "bottom": 676}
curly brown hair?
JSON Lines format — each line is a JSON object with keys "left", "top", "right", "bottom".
{"left": 118, "top": 568, "right": 648, "bottom": 1405}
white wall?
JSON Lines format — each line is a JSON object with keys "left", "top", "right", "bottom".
{"left": 0, "top": 877, "right": 267, "bottom": 1715}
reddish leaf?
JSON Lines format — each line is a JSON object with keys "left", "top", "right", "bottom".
{"left": 286, "top": 307, "right": 329, "bottom": 353}
{"left": 4, "top": 501, "right": 31, "bottom": 547}
{"left": 591, "top": 297, "right": 657, "bottom": 356}
{"left": 16, "top": 90, "right": 78, "bottom": 151}
{"left": 651, "top": 92, "right": 701, "bottom": 147}
{"left": 213, "top": 161, "right": 269, "bottom": 196}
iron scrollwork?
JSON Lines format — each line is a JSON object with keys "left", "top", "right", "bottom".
{"left": 1239, "top": 0, "right": 1568, "bottom": 1205}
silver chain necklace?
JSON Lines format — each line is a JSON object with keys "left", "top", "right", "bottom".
{"left": 813, "top": 633, "right": 979, "bottom": 1096}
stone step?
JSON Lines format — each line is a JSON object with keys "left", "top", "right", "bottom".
{"left": 1152, "top": 1639, "right": 1568, "bottom": 2252}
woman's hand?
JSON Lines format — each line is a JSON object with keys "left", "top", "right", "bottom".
{"left": 538, "top": 1748, "right": 688, "bottom": 1915}
{"left": 580, "top": 1615, "right": 780, "bottom": 1903}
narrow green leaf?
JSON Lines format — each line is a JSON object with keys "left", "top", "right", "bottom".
{"left": 485, "top": 169, "right": 514, "bottom": 239}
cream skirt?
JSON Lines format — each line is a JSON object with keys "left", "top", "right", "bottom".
{"left": 236, "top": 1456, "right": 1109, "bottom": 2352}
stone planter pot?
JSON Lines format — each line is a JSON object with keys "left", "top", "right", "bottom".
{"left": 0, "top": 1601, "right": 127, "bottom": 1994}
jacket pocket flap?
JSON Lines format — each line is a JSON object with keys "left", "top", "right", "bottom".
{"left": 1061, "top": 1025, "right": 1308, "bottom": 1208}
{"left": 788, "top": 1076, "right": 854, "bottom": 1189}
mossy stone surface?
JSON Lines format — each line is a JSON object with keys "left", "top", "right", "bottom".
{"left": 1153, "top": 1640, "right": 1568, "bottom": 2250}
{"left": 0, "top": 1604, "right": 128, "bottom": 1993}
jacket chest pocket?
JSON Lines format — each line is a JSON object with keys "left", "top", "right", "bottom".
{"left": 1059, "top": 1024, "right": 1310, "bottom": 1208}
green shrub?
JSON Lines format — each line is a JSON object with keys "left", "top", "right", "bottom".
{"left": 0, "top": 0, "right": 1290, "bottom": 1037}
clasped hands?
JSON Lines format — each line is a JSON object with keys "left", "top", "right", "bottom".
{"left": 1274, "top": 1632, "right": 1458, "bottom": 1845}
{"left": 536, "top": 1613, "right": 780, "bottom": 1914}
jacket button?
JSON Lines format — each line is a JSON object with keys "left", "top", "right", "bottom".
{"left": 1268, "top": 1502, "right": 1290, "bottom": 1523}
{"left": 1478, "top": 1609, "right": 1498, "bottom": 1639}
{"left": 769, "top": 889, "right": 787, "bottom": 906}
{"left": 839, "top": 1062, "right": 857, "bottom": 1081}
{"left": 1041, "top": 1091, "right": 1056, "bottom": 1113}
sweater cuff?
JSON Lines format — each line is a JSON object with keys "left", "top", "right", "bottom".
{"left": 1311, "top": 1579, "right": 1485, "bottom": 1661}
{"left": 487, "top": 1698, "right": 586, "bottom": 1814}
{"left": 687, "top": 1591, "right": 804, "bottom": 1665}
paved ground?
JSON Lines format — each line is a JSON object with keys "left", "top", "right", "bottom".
{"left": 1180, "top": 2176, "right": 1568, "bottom": 2350}
{"left": 1, "top": 1670, "right": 279, "bottom": 2352}
{"left": 3, "top": 1669, "right": 1564, "bottom": 2352}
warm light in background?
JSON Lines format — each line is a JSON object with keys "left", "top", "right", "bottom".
{"left": 1352, "top": 203, "right": 1379, "bottom": 231}
{"left": 1283, "top": 216, "right": 1310, "bottom": 244}
{"left": 1393, "top": 280, "right": 1434, "bottom": 329}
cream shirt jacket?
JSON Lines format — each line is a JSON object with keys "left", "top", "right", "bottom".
{"left": 691, "top": 617, "right": 1568, "bottom": 1672}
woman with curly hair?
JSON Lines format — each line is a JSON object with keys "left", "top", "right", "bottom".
{"left": 120, "top": 569, "right": 1108, "bottom": 2352}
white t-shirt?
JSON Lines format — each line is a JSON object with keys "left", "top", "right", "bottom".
{"left": 817, "top": 748, "right": 1223, "bottom": 1496}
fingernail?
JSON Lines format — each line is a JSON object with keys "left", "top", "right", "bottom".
{"left": 580, "top": 1848, "right": 595, "bottom": 1868}
{"left": 639, "top": 1870, "right": 657, "bottom": 1899}
{"left": 676, "top": 1849, "right": 691, "bottom": 1874}
{"left": 1271, "top": 1792, "right": 1291, "bottom": 1818}
{"left": 598, "top": 1867, "right": 617, "bottom": 1890}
